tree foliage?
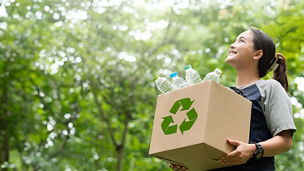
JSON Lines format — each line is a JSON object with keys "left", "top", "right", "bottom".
{"left": 0, "top": 0, "right": 303, "bottom": 170}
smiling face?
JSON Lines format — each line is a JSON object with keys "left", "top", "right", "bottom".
{"left": 225, "top": 30, "right": 260, "bottom": 70}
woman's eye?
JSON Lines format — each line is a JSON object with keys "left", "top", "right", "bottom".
{"left": 239, "top": 39, "right": 245, "bottom": 43}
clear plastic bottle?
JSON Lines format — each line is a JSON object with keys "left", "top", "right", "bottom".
{"left": 170, "top": 72, "right": 188, "bottom": 90}
{"left": 184, "top": 64, "right": 202, "bottom": 85}
{"left": 154, "top": 76, "right": 173, "bottom": 94}
{"left": 203, "top": 68, "right": 222, "bottom": 83}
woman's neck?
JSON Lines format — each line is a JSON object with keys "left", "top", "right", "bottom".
{"left": 236, "top": 70, "right": 259, "bottom": 88}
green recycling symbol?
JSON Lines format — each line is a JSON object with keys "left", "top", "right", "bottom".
{"left": 161, "top": 98, "right": 198, "bottom": 135}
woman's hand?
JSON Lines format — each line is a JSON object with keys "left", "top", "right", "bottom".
{"left": 218, "top": 138, "right": 256, "bottom": 165}
{"left": 169, "top": 163, "right": 188, "bottom": 171}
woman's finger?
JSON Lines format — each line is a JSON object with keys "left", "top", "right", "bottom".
{"left": 168, "top": 163, "right": 188, "bottom": 171}
{"left": 182, "top": 166, "right": 188, "bottom": 171}
{"left": 169, "top": 163, "right": 177, "bottom": 169}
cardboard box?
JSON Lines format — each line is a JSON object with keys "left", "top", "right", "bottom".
{"left": 149, "top": 81, "right": 252, "bottom": 171}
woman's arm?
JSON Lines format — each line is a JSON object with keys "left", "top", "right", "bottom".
{"left": 261, "top": 130, "right": 292, "bottom": 157}
{"left": 218, "top": 130, "right": 293, "bottom": 165}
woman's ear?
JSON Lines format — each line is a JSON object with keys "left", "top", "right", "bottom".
{"left": 253, "top": 50, "right": 263, "bottom": 60}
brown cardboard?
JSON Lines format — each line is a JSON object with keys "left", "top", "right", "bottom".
{"left": 149, "top": 81, "right": 252, "bottom": 171}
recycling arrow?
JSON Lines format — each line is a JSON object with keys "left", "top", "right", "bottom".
{"left": 169, "top": 98, "right": 194, "bottom": 114}
{"left": 161, "top": 98, "right": 198, "bottom": 135}
{"left": 179, "top": 108, "right": 198, "bottom": 134}
{"left": 161, "top": 116, "right": 177, "bottom": 135}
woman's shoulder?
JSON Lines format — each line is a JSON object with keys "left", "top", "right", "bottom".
{"left": 258, "top": 79, "right": 281, "bottom": 86}
{"left": 256, "top": 79, "right": 287, "bottom": 97}
{"left": 257, "top": 79, "right": 284, "bottom": 90}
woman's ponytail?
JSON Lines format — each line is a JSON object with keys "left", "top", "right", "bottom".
{"left": 250, "top": 28, "right": 289, "bottom": 92}
{"left": 273, "top": 53, "right": 289, "bottom": 92}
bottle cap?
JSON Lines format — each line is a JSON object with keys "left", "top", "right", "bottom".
{"left": 214, "top": 68, "right": 222, "bottom": 75}
{"left": 184, "top": 65, "right": 192, "bottom": 70}
{"left": 170, "top": 72, "right": 178, "bottom": 78}
{"left": 153, "top": 75, "right": 159, "bottom": 81}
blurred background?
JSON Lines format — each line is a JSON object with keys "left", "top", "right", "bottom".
{"left": 0, "top": 0, "right": 303, "bottom": 170}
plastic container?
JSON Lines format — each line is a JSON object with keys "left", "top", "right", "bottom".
{"left": 154, "top": 76, "right": 173, "bottom": 94}
{"left": 203, "top": 68, "right": 222, "bottom": 83}
{"left": 184, "top": 65, "right": 202, "bottom": 85}
{"left": 170, "top": 72, "right": 188, "bottom": 90}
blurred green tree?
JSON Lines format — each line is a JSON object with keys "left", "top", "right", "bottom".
{"left": 0, "top": 0, "right": 303, "bottom": 170}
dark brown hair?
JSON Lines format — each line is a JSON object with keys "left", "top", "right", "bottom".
{"left": 249, "top": 28, "right": 289, "bottom": 92}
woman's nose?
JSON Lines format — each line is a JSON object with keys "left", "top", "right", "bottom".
{"left": 230, "top": 42, "right": 236, "bottom": 49}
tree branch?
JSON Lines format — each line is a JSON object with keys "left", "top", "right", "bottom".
{"left": 49, "top": 134, "right": 69, "bottom": 158}
{"left": 119, "top": 113, "right": 131, "bottom": 149}
{"left": 0, "top": 63, "right": 10, "bottom": 166}
{"left": 90, "top": 81, "right": 118, "bottom": 147}
{"left": 29, "top": 78, "right": 55, "bottom": 117}
{"left": 47, "top": 101, "right": 79, "bottom": 158}
{"left": 146, "top": 6, "right": 175, "bottom": 57}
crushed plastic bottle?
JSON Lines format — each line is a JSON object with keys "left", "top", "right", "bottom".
{"left": 202, "top": 68, "right": 222, "bottom": 83}
{"left": 154, "top": 76, "right": 173, "bottom": 94}
{"left": 170, "top": 72, "right": 188, "bottom": 90}
{"left": 184, "top": 64, "right": 202, "bottom": 85}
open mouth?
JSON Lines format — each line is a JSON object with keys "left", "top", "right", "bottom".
{"left": 229, "top": 51, "right": 237, "bottom": 56}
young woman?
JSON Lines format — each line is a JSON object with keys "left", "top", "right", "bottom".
{"left": 170, "top": 28, "right": 296, "bottom": 171}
